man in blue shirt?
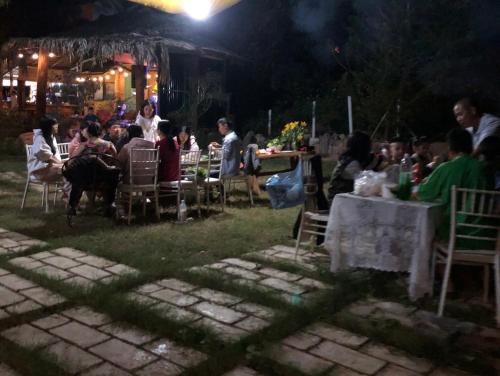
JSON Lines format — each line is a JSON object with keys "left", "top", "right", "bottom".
{"left": 83, "top": 106, "right": 99, "bottom": 123}
{"left": 210, "top": 118, "right": 242, "bottom": 178}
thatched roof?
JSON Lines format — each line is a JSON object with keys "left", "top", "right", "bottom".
{"left": 1, "top": 6, "right": 239, "bottom": 83}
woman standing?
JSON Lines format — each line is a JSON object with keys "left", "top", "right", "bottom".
{"left": 135, "top": 100, "right": 161, "bottom": 143}
{"left": 28, "top": 116, "right": 63, "bottom": 182}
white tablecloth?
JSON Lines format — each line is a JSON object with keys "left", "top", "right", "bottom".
{"left": 324, "top": 193, "right": 442, "bottom": 300}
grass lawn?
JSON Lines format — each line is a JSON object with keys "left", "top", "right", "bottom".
{"left": 0, "top": 154, "right": 497, "bottom": 375}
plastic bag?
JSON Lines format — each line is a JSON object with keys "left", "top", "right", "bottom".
{"left": 266, "top": 163, "right": 305, "bottom": 209}
{"left": 354, "top": 170, "right": 387, "bottom": 197}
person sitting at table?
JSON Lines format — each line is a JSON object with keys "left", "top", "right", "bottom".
{"left": 83, "top": 106, "right": 99, "bottom": 123}
{"left": 476, "top": 135, "right": 500, "bottom": 190}
{"left": 175, "top": 126, "right": 199, "bottom": 151}
{"left": 383, "top": 136, "right": 408, "bottom": 183}
{"left": 73, "top": 123, "right": 117, "bottom": 157}
{"left": 328, "top": 131, "right": 383, "bottom": 202}
{"left": 417, "top": 128, "right": 491, "bottom": 244}
{"left": 28, "top": 116, "right": 64, "bottom": 183}
{"left": 411, "top": 136, "right": 440, "bottom": 183}
{"left": 102, "top": 120, "right": 122, "bottom": 148}
{"left": 209, "top": 117, "right": 242, "bottom": 179}
{"left": 117, "top": 124, "right": 154, "bottom": 184}
{"left": 156, "top": 120, "right": 180, "bottom": 182}
{"left": 136, "top": 99, "right": 161, "bottom": 143}
{"left": 64, "top": 123, "right": 120, "bottom": 218}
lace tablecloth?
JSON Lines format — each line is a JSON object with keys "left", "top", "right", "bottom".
{"left": 324, "top": 193, "right": 442, "bottom": 300}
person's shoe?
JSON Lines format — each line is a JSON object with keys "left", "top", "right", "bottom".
{"left": 66, "top": 206, "right": 77, "bottom": 216}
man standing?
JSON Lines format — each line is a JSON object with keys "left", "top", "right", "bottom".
{"left": 210, "top": 117, "right": 242, "bottom": 178}
{"left": 453, "top": 97, "right": 500, "bottom": 151}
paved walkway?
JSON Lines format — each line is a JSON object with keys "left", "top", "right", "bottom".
{"left": 0, "top": 228, "right": 496, "bottom": 375}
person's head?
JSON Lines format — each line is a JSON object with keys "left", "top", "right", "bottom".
{"left": 39, "top": 116, "right": 58, "bottom": 154}
{"left": 158, "top": 120, "right": 178, "bottom": 149}
{"left": 127, "top": 124, "right": 144, "bottom": 139}
{"left": 87, "top": 106, "right": 94, "bottom": 115}
{"left": 446, "top": 128, "right": 473, "bottom": 157}
{"left": 389, "top": 137, "right": 406, "bottom": 162}
{"left": 412, "top": 136, "right": 430, "bottom": 157}
{"left": 109, "top": 123, "right": 121, "bottom": 139}
{"left": 39, "top": 115, "right": 58, "bottom": 137}
{"left": 217, "top": 117, "right": 233, "bottom": 136}
{"left": 140, "top": 100, "right": 156, "bottom": 119}
{"left": 343, "top": 131, "right": 372, "bottom": 165}
{"left": 83, "top": 122, "right": 100, "bottom": 139}
{"left": 178, "top": 126, "right": 192, "bottom": 149}
{"left": 476, "top": 136, "right": 500, "bottom": 162}
{"left": 453, "top": 97, "right": 483, "bottom": 129}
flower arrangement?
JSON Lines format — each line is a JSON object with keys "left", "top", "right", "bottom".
{"left": 267, "top": 121, "right": 308, "bottom": 150}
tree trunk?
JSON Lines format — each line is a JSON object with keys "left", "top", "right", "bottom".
{"left": 36, "top": 48, "right": 49, "bottom": 119}
{"left": 17, "top": 64, "right": 28, "bottom": 110}
{"left": 133, "top": 65, "right": 145, "bottom": 110}
{"left": 187, "top": 55, "right": 200, "bottom": 131}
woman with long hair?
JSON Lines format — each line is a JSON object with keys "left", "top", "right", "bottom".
{"left": 328, "top": 131, "right": 382, "bottom": 202}
{"left": 175, "top": 126, "right": 199, "bottom": 151}
{"left": 28, "top": 116, "right": 63, "bottom": 182}
{"left": 135, "top": 99, "right": 161, "bottom": 143}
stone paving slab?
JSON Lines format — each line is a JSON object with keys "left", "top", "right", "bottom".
{"left": 127, "top": 278, "right": 277, "bottom": 342}
{"left": 271, "top": 322, "right": 468, "bottom": 376}
{"left": 1, "top": 306, "right": 208, "bottom": 375}
{"left": 190, "top": 257, "right": 332, "bottom": 304}
{"left": 344, "top": 299, "right": 478, "bottom": 341}
{"left": 0, "top": 228, "right": 47, "bottom": 256}
{"left": 0, "top": 270, "right": 66, "bottom": 319}
{"left": 222, "top": 366, "right": 264, "bottom": 376}
{"left": 9, "top": 248, "right": 139, "bottom": 287}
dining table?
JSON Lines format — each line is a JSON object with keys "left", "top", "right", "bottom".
{"left": 323, "top": 193, "right": 443, "bottom": 300}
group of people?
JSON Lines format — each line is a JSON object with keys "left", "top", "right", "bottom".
{"left": 27, "top": 98, "right": 245, "bottom": 218}
{"left": 328, "top": 97, "right": 499, "bottom": 243}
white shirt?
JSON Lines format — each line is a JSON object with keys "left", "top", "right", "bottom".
{"left": 28, "top": 129, "right": 61, "bottom": 175}
{"left": 135, "top": 113, "right": 161, "bottom": 143}
{"left": 467, "top": 113, "right": 500, "bottom": 148}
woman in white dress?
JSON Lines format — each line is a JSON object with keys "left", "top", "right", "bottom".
{"left": 135, "top": 99, "right": 161, "bottom": 143}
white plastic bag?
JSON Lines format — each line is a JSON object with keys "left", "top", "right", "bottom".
{"left": 354, "top": 171, "right": 387, "bottom": 197}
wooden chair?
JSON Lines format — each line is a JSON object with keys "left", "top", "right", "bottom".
{"left": 223, "top": 173, "right": 254, "bottom": 206}
{"left": 203, "top": 148, "right": 224, "bottom": 213}
{"left": 432, "top": 186, "right": 500, "bottom": 326}
{"left": 21, "top": 144, "right": 61, "bottom": 213}
{"left": 116, "top": 148, "right": 160, "bottom": 225}
{"left": 159, "top": 149, "right": 202, "bottom": 219}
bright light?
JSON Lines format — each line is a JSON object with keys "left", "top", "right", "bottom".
{"left": 99, "top": 76, "right": 104, "bottom": 81}
{"left": 110, "top": 69, "right": 116, "bottom": 75}
{"left": 48, "top": 52, "right": 55, "bottom": 58}
{"left": 92, "top": 77, "right": 97, "bottom": 82}
{"left": 146, "top": 74, "right": 152, "bottom": 79}
{"left": 17, "top": 53, "right": 24, "bottom": 58}
{"left": 118, "top": 67, "right": 124, "bottom": 72}
{"left": 31, "top": 53, "right": 38, "bottom": 60}
{"left": 124, "top": 72, "right": 129, "bottom": 77}
{"left": 105, "top": 75, "right": 110, "bottom": 80}
{"left": 183, "top": 0, "right": 212, "bottom": 20}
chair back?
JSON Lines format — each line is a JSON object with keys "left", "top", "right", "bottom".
{"left": 180, "top": 149, "right": 202, "bottom": 182}
{"left": 450, "top": 186, "right": 500, "bottom": 251}
{"left": 128, "top": 148, "right": 160, "bottom": 186}
{"left": 25, "top": 144, "right": 33, "bottom": 161}
{"left": 19, "top": 132, "right": 34, "bottom": 145}
{"left": 207, "top": 147, "right": 223, "bottom": 180}
{"left": 57, "top": 142, "right": 70, "bottom": 161}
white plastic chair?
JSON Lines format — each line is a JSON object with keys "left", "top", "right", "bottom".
{"left": 159, "top": 149, "right": 202, "bottom": 219}
{"left": 20, "top": 144, "right": 61, "bottom": 213}
{"left": 432, "top": 186, "right": 500, "bottom": 326}
{"left": 203, "top": 147, "right": 224, "bottom": 213}
{"left": 116, "top": 148, "right": 160, "bottom": 225}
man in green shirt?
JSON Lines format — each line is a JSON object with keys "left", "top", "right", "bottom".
{"left": 418, "top": 128, "right": 488, "bottom": 242}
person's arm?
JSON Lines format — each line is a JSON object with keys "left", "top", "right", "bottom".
{"left": 417, "top": 164, "right": 445, "bottom": 202}
{"left": 33, "top": 135, "right": 54, "bottom": 162}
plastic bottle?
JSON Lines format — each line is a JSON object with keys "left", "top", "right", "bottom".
{"left": 398, "top": 153, "right": 413, "bottom": 200}
{"left": 290, "top": 293, "right": 302, "bottom": 306}
{"left": 179, "top": 200, "right": 187, "bottom": 222}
